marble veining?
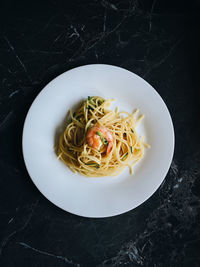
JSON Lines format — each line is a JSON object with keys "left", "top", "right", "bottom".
{"left": 3, "top": 36, "right": 32, "bottom": 83}
{"left": 98, "top": 160, "right": 200, "bottom": 266}
{"left": 0, "top": 199, "right": 39, "bottom": 256}
{"left": 0, "top": 0, "right": 199, "bottom": 266}
{"left": 19, "top": 242, "right": 80, "bottom": 266}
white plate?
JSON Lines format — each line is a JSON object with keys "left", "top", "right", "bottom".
{"left": 22, "top": 64, "right": 174, "bottom": 218}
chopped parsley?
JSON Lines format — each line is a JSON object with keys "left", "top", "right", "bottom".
{"left": 87, "top": 105, "right": 94, "bottom": 111}
{"left": 86, "top": 163, "right": 99, "bottom": 169}
{"left": 122, "top": 152, "right": 128, "bottom": 161}
{"left": 98, "top": 99, "right": 105, "bottom": 105}
{"left": 96, "top": 132, "right": 108, "bottom": 145}
{"left": 96, "top": 131, "right": 101, "bottom": 137}
{"left": 86, "top": 125, "right": 92, "bottom": 134}
{"left": 102, "top": 137, "right": 108, "bottom": 145}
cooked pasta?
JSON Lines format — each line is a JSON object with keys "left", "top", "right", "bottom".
{"left": 57, "top": 96, "right": 149, "bottom": 177}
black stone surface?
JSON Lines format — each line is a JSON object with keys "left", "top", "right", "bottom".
{"left": 0, "top": 0, "right": 200, "bottom": 266}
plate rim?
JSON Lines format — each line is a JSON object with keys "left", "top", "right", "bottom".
{"left": 22, "top": 64, "right": 175, "bottom": 218}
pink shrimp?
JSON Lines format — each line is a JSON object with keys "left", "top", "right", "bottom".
{"left": 86, "top": 124, "right": 113, "bottom": 155}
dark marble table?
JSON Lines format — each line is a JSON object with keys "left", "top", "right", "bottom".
{"left": 0, "top": 0, "right": 200, "bottom": 266}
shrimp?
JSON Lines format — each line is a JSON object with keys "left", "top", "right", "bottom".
{"left": 86, "top": 124, "right": 113, "bottom": 155}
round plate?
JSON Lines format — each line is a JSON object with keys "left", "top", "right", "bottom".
{"left": 22, "top": 64, "right": 174, "bottom": 218}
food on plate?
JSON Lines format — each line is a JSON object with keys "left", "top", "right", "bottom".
{"left": 57, "top": 96, "right": 149, "bottom": 177}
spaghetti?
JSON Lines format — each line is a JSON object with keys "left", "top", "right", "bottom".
{"left": 57, "top": 96, "right": 149, "bottom": 177}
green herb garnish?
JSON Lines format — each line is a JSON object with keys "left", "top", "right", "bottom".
{"left": 87, "top": 106, "right": 94, "bottom": 111}
{"left": 88, "top": 96, "right": 91, "bottom": 101}
{"left": 122, "top": 152, "right": 128, "bottom": 161}
{"left": 131, "top": 129, "right": 134, "bottom": 133}
{"left": 86, "top": 126, "right": 91, "bottom": 134}
{"left": 131, "top": 146, "right": 133, "bottom": 154}
{"left": 86, "top": 163, "right": 99, "bottom": 169}
{"left": 96, "top": 132, "right": 108, "bottom": 145}
{"left": 102, "top": 137, "right": 108, "bottom": 145}
{"left": 96, "top": 131, "right": 101, "bottom": 137}
{"left": 98, "top": 99, "right": 105, "bottom": 105}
